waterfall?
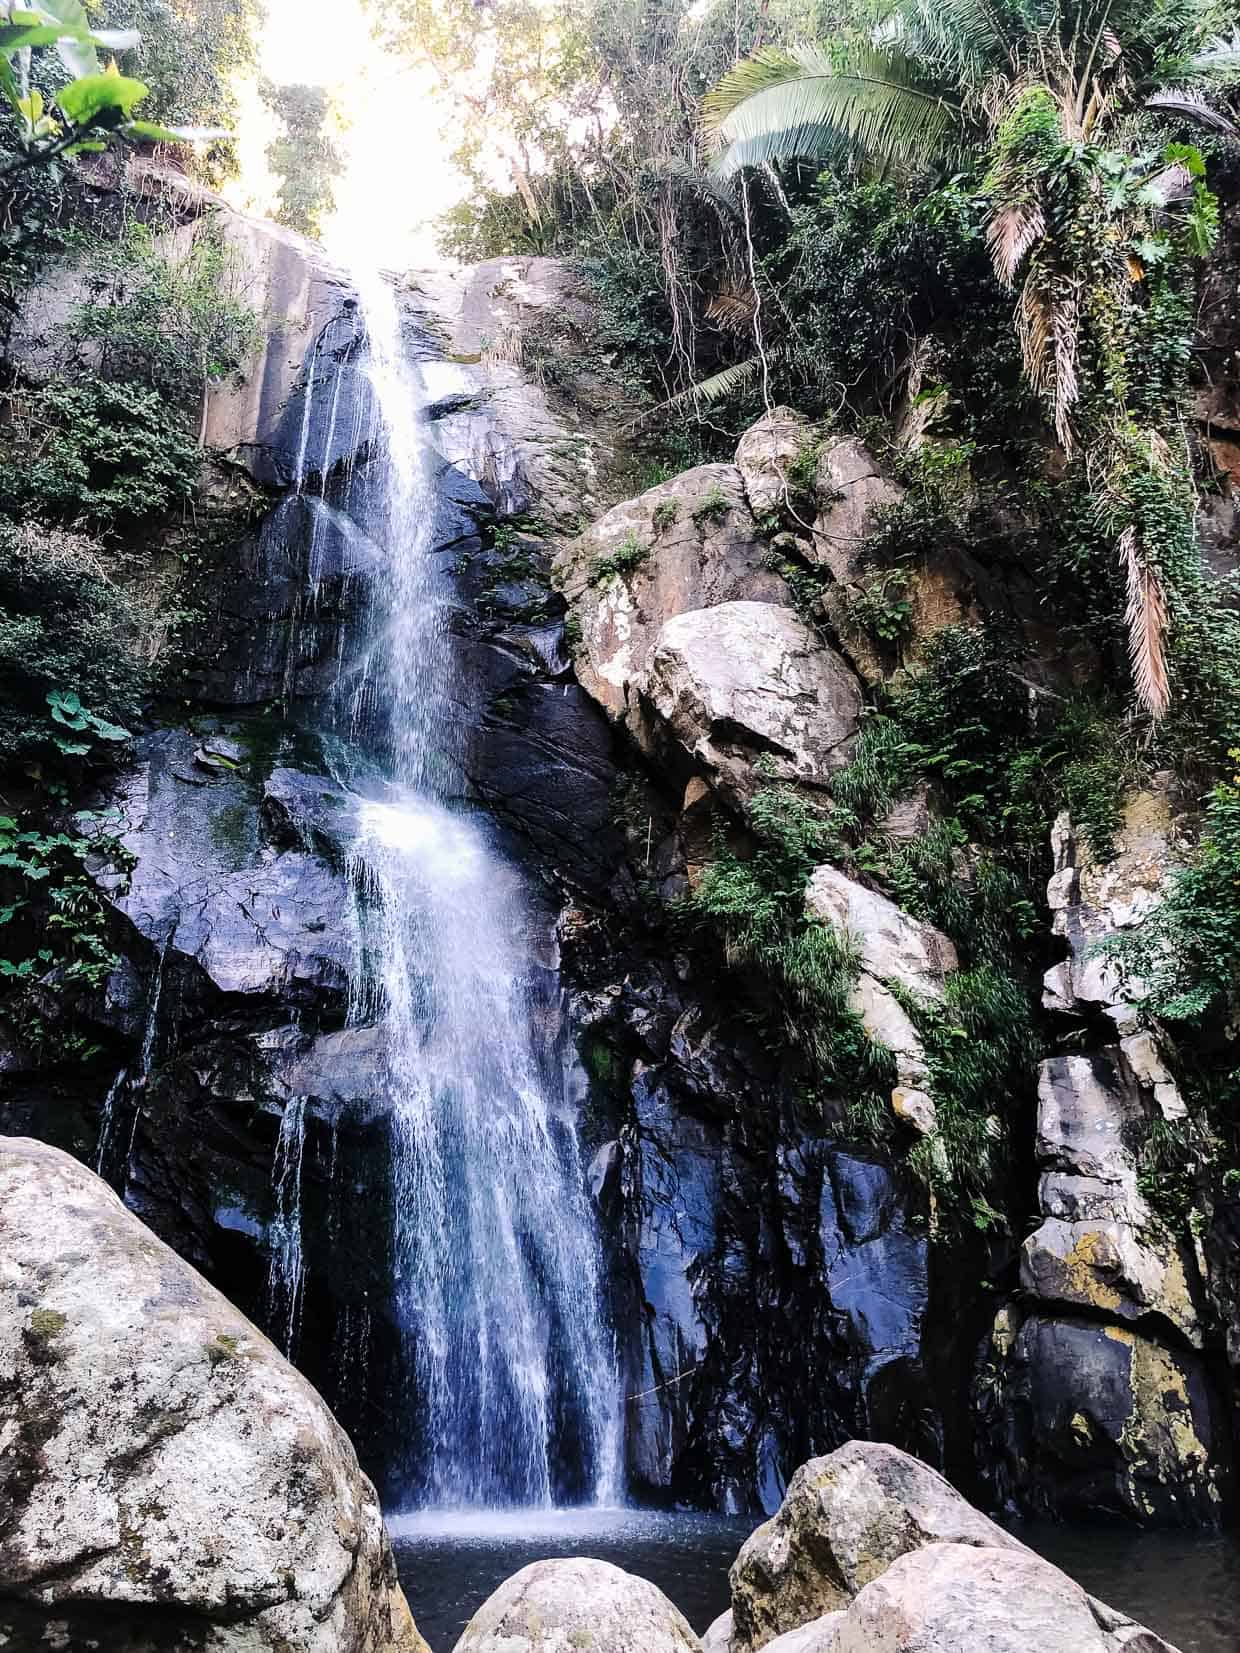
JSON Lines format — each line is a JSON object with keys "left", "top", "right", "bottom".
{"left": 317, "top": 266, "right": 622, "bottom": 1509}
{"left": 266, "top": 1094, "right": 308, "bottom": 1359}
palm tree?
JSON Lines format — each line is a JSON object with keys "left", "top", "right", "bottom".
{"left": 703, "top": 0, "right": 1240, "bottom": 716}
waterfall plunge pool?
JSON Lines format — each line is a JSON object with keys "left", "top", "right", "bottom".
{"left": 390, "top": 1508, "right": 1240, "bottom": 1652}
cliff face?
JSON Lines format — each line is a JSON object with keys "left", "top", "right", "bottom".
{"left": 2, "top": 183, "right": 1236, "bottom": 1525}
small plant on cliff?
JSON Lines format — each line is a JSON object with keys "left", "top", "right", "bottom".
{"left": 691, "top": 483, "right": 730, "bottom": 527}
{"left": 842, "top": 569, "right": 914, "bottom": 647}
{"left": 589, "top": 531, "right": 649, "bottom": 586}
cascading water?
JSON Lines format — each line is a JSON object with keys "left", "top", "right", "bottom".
{"left": 316, "top": 265, "right": 622, "bottom": 1508}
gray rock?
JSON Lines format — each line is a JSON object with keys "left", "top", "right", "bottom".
{"left": 735, "top": 407, "right": 812, "bottom": 518}
{"left": 1043, "top": 790, "right": 1187, "bottom": 1037}
{"left": 555, "top": 465, "right": 786, "bottom": 722}
{"left": 640, "top": 601, "right": 861, "bottom": 805}
{"left": 804, "top": 867, "right": 958, "bottom": 999}
{"left": 766, "top": 1618, "right": 846, "bottom": 1653}
{"left": 702, "top": 1609, "right": 734, "bottom": 1652}
{"left": 806, "top": 865, "right": 957, "bottom": 1097}
{"left": 0, "top": 1136, "right": 425, "bottom": 1653}
{"left": 1022, "top": 1053, "right": 1202, "bottom": 1343}
{"left": 827, "top": 1542, "right": 1150, "bottom": 1653}
{"left": 729, "top": 1441, "right": 1021, "bottom": 1652}
{"left": 1021, "top": 1215, "right": 1202, "bottom": 1345}
{"left": 809, "top": 438, "right": 904, "bottom": 580}
{"left": 452, "top": 1557, "right": 703, "bottom": 1653}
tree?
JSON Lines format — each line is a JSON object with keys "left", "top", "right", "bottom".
{"left": 261, "top": 80, "right": 342, "bottom": 240}
{"left": 704, "top": 0, "right": 1240, "bottom": 717}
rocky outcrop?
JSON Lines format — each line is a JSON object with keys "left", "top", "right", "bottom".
{"left": 806, "top": 866, "right": 957, "bottom": 1128}
{"left": 1042, "top": 785, "right": 1188, "bottom": 1042}
{"left": 729, "top": 1442, "right": 1021, "bottom": 1651}
{"left": 975, "top": 798, "right": 1228, "bottom": 1527}
{"left": 639, "top": 602, "right": 861, "bottom": 804}
{"left": 452, "top": 1558, "right": 703, "bottom": 1653}
{"left": 554, "top": 463, "right": 787, "bottom": 720}
{"left": 723, "top": 1441, "right": 1179, "bottom": 1653}
{"left": 735, "top": 407, "right": 812, "bottom": 519}
{"left": 809, "top": 438, "right": 905, "bottom": 581}
{"left": 0, "top": 1136, "right": 424, "bottom": 1653}
{"left": 414, "top": 255, "right": 636, "bottom": 525}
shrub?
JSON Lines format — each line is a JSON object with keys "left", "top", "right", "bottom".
{"left": 0, "top": 379, "right": 198, "bottom": 530}
{"left": 0, "top": 523, "right": 147, "bottom": 770}
{"left": 589, "top": 531, "right": 649, "bottom": 586}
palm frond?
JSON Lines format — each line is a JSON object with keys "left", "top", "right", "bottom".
{"left": 902, "top": 0, "right": 1014, "bottom": 88}
{"left": 1185, "top": 29, "right": 1240, "bottom": 81}
{"left": 637, "top": 353, "right": 786, "bottom": 421}
{"left": 986, "top": 199, "right": 1046, "bottom": 285}
{"left": 638, "top": 156, "right": 743, "bottom": 226}
{"left": 1145, "top": 87, "right": 1238, "bottom": 132}
{"left": 1119, "top": 523, "right": 1171, "bottom": 718}
{"left": 705, "top": 284, "right": 760, "bottom": 332}
{"left": 705, "top": 44, "right": 970, "bottom": 177}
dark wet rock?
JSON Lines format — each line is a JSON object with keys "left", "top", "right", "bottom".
{"left": 981, "top": 1310, "right": 1227, "bottom": 1527}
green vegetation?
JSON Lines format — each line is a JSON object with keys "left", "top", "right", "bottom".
{"left": 0, "top": 378, "right": 199, "bottom": 527}
{"left": 589, "top": 530, "right": 649, "bottom": 586}
{"left": 1109, "top": 754, "right": 1240, "bottom": 1023}
{"left": 65, "top": 216, "right": 262, "bottom": 417}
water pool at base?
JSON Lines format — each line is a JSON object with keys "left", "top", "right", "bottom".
{"left": 392, "top": 1508, "right": 1240, "bottom": 1653}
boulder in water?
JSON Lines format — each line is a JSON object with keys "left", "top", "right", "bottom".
{"left": 729, "top": 1441, "right": 1019, "bottom": 1651}
{"left": 725, "top": 1442, "right": 1180, "bottom": 1653}
{"left": 0, "top": 1135, "right": 425, "bottom": 1653}
{"left": 452, "top": 1556, "right": 704, "bottom": 1653}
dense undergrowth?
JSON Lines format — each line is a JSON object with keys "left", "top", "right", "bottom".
{"left": 0, "top": 7, "right": 263, "bottom": 1058}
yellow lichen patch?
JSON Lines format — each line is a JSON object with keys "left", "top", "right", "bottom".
{"left": 1054, "top": 1230, "right": 1124, "bottom": 1314}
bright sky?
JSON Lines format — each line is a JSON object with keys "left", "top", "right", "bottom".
{"left": 226, "top": 0, "right": 461, "bottom": 270}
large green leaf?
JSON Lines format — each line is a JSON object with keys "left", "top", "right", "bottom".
{"left": 122, "top": 118, "right": 226, "bottom": 145}
{"left": 58, "top": 70, "right": 148, "bottom": 126}
{"left": 17, "top": 0, "right": 138, "bottom": 77}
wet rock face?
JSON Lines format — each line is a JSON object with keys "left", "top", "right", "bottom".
{"left": 723, "top": 1441, "right": 1180, "bottom": 1653}
{"left": 452, "top": 1557, "right": 703, "bottom": 1653}
{"left": 979, "top": 808, "right": 1228, "bottom": 1527}
{"left": 0, "top": 1136, "right": 424, "bottom": 1653}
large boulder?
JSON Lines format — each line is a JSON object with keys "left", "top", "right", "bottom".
{"left": 725, "top": 1442, "right": 1181, "bottom": 1653}
{"left": 826, "top": 1543, "right": 1145, "bottom": 1653}
{"left": 809, "top": 438, "right": 904, "bottom": 581}
{"left": 735, "top": 407, "right": 812, "bottom": 519}
{"left": 728, "top": 1441, "right": 1021, "bottom": 1652}
{"left": 640, "top": 601, "right": 861, "bottom": 804}
{"left": 452, "top": 1557, "right": 703, "bottom": 1653}
{"left": 0, "top": 1136, "right": 424, "bottom": 1653}
{"left": 554, "top": 464, "right": 786, "bottom": 720}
